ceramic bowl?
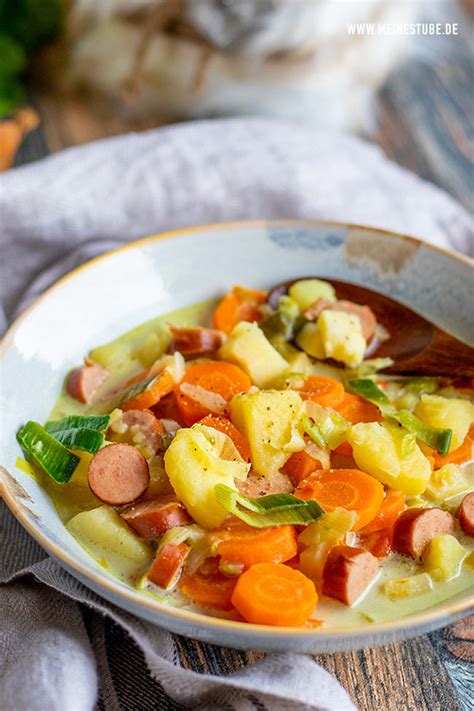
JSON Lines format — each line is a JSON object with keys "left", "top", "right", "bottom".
{"left": 1, "top": 220, "right": 473, "bottom": 653}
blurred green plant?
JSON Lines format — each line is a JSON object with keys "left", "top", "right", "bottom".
{"left": 0, "top": 0, "right": 62, "bottom": 117}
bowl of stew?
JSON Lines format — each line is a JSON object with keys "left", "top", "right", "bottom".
{"left": 1, "top": 220, "right": 473, "bottom": 652}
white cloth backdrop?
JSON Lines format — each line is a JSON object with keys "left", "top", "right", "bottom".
{"left": 0, "top": 118, "right": 473, "bottom": 711}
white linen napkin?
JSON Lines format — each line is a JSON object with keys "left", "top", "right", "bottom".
{"left": 1, "top": 117, "right": 472, "bottom": 329}
{"left": 0, "top": 118, "right": 472, "bottom": 711}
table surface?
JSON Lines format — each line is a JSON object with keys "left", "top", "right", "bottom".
{"left": 12, "top": 29, "right": 474, "bottom": 710}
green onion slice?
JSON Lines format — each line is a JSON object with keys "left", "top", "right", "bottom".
{"left": 302, "top": 414, "right": 326, "bottom": 449}
{"left": 388, "top": 410, "right": 452, "bottom": 456}
{"left": 46, "top": 428, "right": 105, "bottom": 454}
{"left": 45, "top": 415, "right": 110, "bottom": 433}
{"left": 17, "top": 421, "right": 80, "bottom": 484}
{"left": 214, "top": 484, "right": 324, "bottom": 528}
{"left": 45, "top": 414, "right": 110, "bottom": 453}
{"left": 348, "top": 379, "right": 452, "bottom": 455}
{"left": 303, "top": 410, "right": 348, "bottom": 451}
{"left": 348, "top": 379, "right": 392, "bottom": 411}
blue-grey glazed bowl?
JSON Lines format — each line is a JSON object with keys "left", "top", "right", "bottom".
{"left": 1, "top": 220, "right": 473, "bottom": 652}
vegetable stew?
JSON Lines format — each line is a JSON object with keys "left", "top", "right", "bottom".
{"left": 16, "top": 281, "right": 474, "bottom": 628}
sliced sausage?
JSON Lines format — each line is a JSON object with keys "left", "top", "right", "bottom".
{"left": 303, "top": 298, "right": 377, "bottom": 341}
{"left": 459, "top": 492, "right": 474, "bottom": 537}
{"left": 236, "top": 471, "right": 293, "bottom": 498}
{"left": 121, "top": 498, "right": 191, "bottom": 538}
{"left": 66, "top": 361, "right": 109, "bottom": 403}
{"left": 167, "top": 326, "right": 225, "bottom": 357}
{"left": 147, "top": 542, "right": 189, "bottom": 589}
{"left": 88, "top": 443, "right": 149, "bottom": 505}
{"left": 392, "top": 507, "right": 454, "bottom": 559}
{"left": 303, "top": 297, "right": 335, "bottom": 321}
{"left": 107, "top": 409, "right": 165, "bottom": 457}
{"left": 322, "top": 545, "right": 379, "bottom": 605}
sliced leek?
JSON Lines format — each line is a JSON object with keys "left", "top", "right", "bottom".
{"left": 348, "top": 379, "right": 452, "bottom": 455}
{"left": 17, "top": 421, "right": 79, "bottom": 484}
{"left": 392, "top": 409, "right": 452, "bottom": 455}
{"left": 214, "top": 484, "right": 323, "bottom": 528}
{"left": 303, "top": 409, "right": 348, "bottom": 451}
{"left": 45, "top": 414, "right": 110, "bottom": 433}
{"left": 45, "top": 414, "right": 110, "bottom": 453}
{"left": 348, "top": 379, "right": 392, "bottom": 410}
{"left": 46, "top": 428, "right": 104, "bottom": 454}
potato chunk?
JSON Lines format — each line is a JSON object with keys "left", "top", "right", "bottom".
{"left": 67, "top": 506, "right": 152, "bottom": 578}
{"left": 414, "top": 394, "right": 474, "bottom": 451}
{"left": 348, "top": 422, "right": 431, "bottom": 496}
{"left": 295, "top": 322, "right": 326, "bottom": 359}
{"left": 283, "top": 350, "right": 317, "bottom": 376}
{"left": 218, "top": 321, "right": 288, "bottom": 388}
{"left": 383, "top": 573, "right": 433, "bottom": 600}
{"left": 230, "top": 389, "right": 305, "bottom": 477}
{"left": 288, "top": 279, "right": 336, "bottom": 311}
{"left": 348, "top": 422, "right": 399, "bottom": 483}
{"left": 425, "top": 464, "right": 471, "bottom": 502}
{"left": 164, "top": 424, "right": 250, "bottom": 529}
{"left": 318, "top": 310, "right": 366, "bottom": 368}
{"left": 424, "top": 534, "right": 467, "bottom": 580}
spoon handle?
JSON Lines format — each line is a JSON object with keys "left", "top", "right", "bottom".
{"left": 385, "top": 328, "right": 474, "bottom": 378}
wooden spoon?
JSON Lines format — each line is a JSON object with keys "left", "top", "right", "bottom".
{"left": 268, "top": 278, "right": 474, "bottom": 378}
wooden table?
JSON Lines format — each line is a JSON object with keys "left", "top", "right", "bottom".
{"left": 13, "top": 51, "right": 473, "bottom": 709}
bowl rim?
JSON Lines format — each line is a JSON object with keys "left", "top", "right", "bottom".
{"left": 1, "top": 218, "right": 473, "bottom": 645}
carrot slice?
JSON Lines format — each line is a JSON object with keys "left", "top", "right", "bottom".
{"left": 231, "top": 562, "right": 318, "bottom": 626}
{"left": 124, "top": 368, "right": 151, "bottom": 387}
{"left": 122, "top": 370, "right": 175, "bottom": 411}
{"left": 294, "top": 469, "right": 384, "bottom": 531}
{"left": 298, "top": 376, "right": 345, "bottom": 408}
{"left": 216, "top": 522, "right": 297, "bottom": 568}
{"left": 151, "top": 391, "right": 182, "bottom": 422}
{"left": 179, "top": 569, "right": 236, "bottom": 610}
{"left": 176, "top": 361, "right": 251, "bottom": 426}
{"left": 198, "top": 415, "right": 251, "bottom": 461}
{"left": 358, "top": 529, "right": 393, "bottom": 558}
{"left": 213, "top": 292, "right": 241, "bottom": 334}
{"left": 212, "top": 287, "right": 265, "bottom": 334}
{"left": 333, "top": 392, "right": 382, "bottom": 424}
{"left": 232, "top": 286, "right": 267, "bottom": 304}
{"left": 359, "top": 489, "right": 405, "bottom": 534}
{"left": 282, "top": 450, "right": 322, "bottom": 485}
{"left": 333, "top": 441, "right": 353, "bottom": 457}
